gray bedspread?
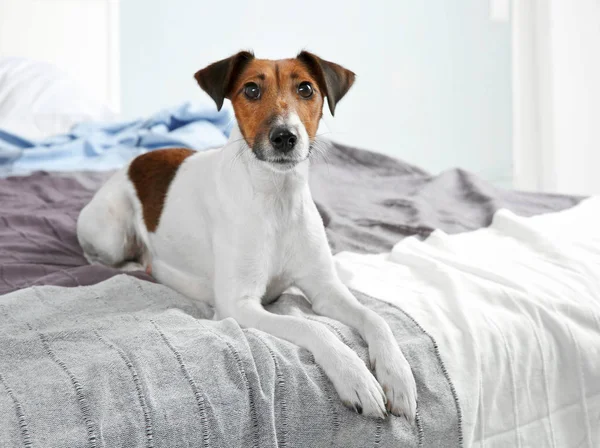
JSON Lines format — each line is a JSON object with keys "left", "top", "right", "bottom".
{"left": 312, "top": 141, "right": 581, "bottom": 253}
{"left": 0, "top": 274, "right": 457, "bottom": 448}
{"left": 0, "top": 140, "right": 581, "bottom": 447}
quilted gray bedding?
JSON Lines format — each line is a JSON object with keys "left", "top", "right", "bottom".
{"left": 0, "top": 141, "right": 581, "bottom": 447}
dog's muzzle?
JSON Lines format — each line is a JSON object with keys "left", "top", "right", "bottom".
{"left": 252, "top": 123, "right": 307, "bottom": 170}
{"left": 269, "top": 127, "right": 298, "bottom": 154}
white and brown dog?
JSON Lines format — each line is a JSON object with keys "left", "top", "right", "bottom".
{"left": 77, "top": 51, "right": 417, "bottom": 420}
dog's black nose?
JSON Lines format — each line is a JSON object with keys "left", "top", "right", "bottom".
{"left": 269, "top": 127, "right": 297, "bottom": 152}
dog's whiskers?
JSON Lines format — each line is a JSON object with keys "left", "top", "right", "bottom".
{"left": 309, "top": 140, "right": 332, "bottom": 165}
{"left": 229, "top": 143, "right": 247, "bottom": 171}
{"left": 315, "top": 131, "right": 333, "bottom": 138}
{"left": 309, "top": 140, "right": 334, "bottom": 177}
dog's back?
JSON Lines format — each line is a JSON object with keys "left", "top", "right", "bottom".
{"left": 77, "top": 167, "right": 140, "bottom": 267}
{"left": 77, "top": 148, "right": 196, "bottom": 271}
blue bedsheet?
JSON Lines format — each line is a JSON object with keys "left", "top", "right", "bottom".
{"left": 0, "top": 102, "right": 233, "bottom": 176}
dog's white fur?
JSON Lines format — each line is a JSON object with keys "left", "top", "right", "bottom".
{"left": 77, "top": 117, "right": 417, "bottom": 419}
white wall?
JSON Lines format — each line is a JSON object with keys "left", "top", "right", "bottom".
{"left": 120, "top": 0, "right": 512, "bottom": 184}
{"left": 549, "top": 0, "right": 600, "bottom": 195}
{"left": 513, "top": 0, "right": 600, "bottom": 195}
{"left": 0, "top": 0, "right": 120, "bottom": 111}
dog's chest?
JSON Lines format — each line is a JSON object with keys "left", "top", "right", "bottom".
{"left": 147, "top": 155, "right": 313, "bottom": 301}
{"left": 256, "top": 216, "right": 301, "bottom": 302}
{"left": 244, "top": 198, "right": 304, "bottom": 265}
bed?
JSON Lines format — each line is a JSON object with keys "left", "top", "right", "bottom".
{"left": 1, "top": 55, "right": 599, "bottom": 447}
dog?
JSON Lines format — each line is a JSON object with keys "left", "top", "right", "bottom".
{"left": 77, "top": 51, "right": 417, "bottom": 420}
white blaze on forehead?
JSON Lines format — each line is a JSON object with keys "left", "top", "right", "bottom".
{"left": 284, "top": 111, "right": 309, "bottom": 154}
{"left": 284, "top": 111, "right": 303, "bottom": 128}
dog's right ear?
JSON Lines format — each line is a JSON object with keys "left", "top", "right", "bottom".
{"left": 297, "top": 51, "right": 355, "bottom": 116}
{"left": 194, "top": 51, "right": 254, "bottom": 111}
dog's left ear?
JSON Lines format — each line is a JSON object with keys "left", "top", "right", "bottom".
{"left": 194, "top": 51, "right": 255, "bottom": 111}
{"left": 297, "top": 51, "right": 355, "bottom": 116}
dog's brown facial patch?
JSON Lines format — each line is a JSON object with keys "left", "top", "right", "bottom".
{"left": 229, "top": 59, "right": 324, "bottom": 149}
{"left": 194, "top": 51, "right": 355, "bottom": 158}
{"left": 128, "top": 148, "right": 194, "bottom": 232}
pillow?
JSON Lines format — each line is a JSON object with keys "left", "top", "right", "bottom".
{"left": 0, "top": 57, "right": 115, "bottom": 139}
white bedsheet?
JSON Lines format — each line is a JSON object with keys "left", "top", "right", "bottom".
{"left": 335, "top": 197, "right": 600, "bottom": 447}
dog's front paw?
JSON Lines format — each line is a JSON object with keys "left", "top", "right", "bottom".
{"left": 321, "top": 347, "right": 387, "bottom": 419}
{"left": 370, "top": 342, "right": 417, "bottom": 422}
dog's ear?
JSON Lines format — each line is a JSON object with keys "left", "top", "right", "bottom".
{"left": 194, "top": 51, "right": 254, "bottom": 111}
{"left": 297, "top": 51, "right": 355, "bottom": 116}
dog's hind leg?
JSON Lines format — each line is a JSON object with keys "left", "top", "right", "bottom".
{"left": 77, "top": 169, "right": 139, "bottom": 268}
{"left": 150, "top": 259, "right": 213, "bottom": 303}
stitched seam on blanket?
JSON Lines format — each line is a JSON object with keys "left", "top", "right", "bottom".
{"left": 250, "top": 312, "right": 340, "bottom": 447}
{"left": 33, "top": 327, "right": 98, "bottom": 448}
{"left": 417, "top": 410, "right": 425, "bottom": 447}
{"left": 313, "top": 351, "right": 340, "bottom": 445}
{"left": 373, "top": 418, "right": 383, "bottom": 447}
{"left": 0, "top": 305, "right": 33, "bottom": 447}
{"left": 247, "top": 332, "right": 289, "bottom": 448}
{"left": 203, "top": 328, "right": 260, "bottom": 448}
{"left": 23, "top": 287, "right": 98, "bottom": 447}
{"left": 149, "top": 320, "right": 210, "bottom": 448}
{"left": 0, "top": 371, "right": 32, "bottom": 448}
{"left": 351, "top": 288, "right": 464, "bottom": 448}
{"left": 93, "top": 330, "right": 154, "bottom": 448}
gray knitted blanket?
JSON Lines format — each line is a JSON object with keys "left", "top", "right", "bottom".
{"left": 0, "top": 275, "right": 459, "bottom": 447}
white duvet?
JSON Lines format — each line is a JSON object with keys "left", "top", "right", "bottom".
{"left": 335, "top": 197, "right": 600, "bottom": 447}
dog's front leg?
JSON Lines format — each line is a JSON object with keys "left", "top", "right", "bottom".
{"left": 294, "top": 249, "right": 417, "bottom": 421}
{"left": 213, "top": 260, "right": 387, "bottom": 418}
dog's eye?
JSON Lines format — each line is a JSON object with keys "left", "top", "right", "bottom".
{"left": 297, "top": 81, "right": 313, "bottom": 98}
{"left": 244, "top": 82, "right": 261, "bottom": 100}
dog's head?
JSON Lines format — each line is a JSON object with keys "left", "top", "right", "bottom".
{"left": 194, "top": 51, "right": 355, "bottom": 170}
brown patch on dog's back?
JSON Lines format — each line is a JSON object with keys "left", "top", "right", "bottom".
{"left": 128, "top": 148, "right": 194, "bottom": 232}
